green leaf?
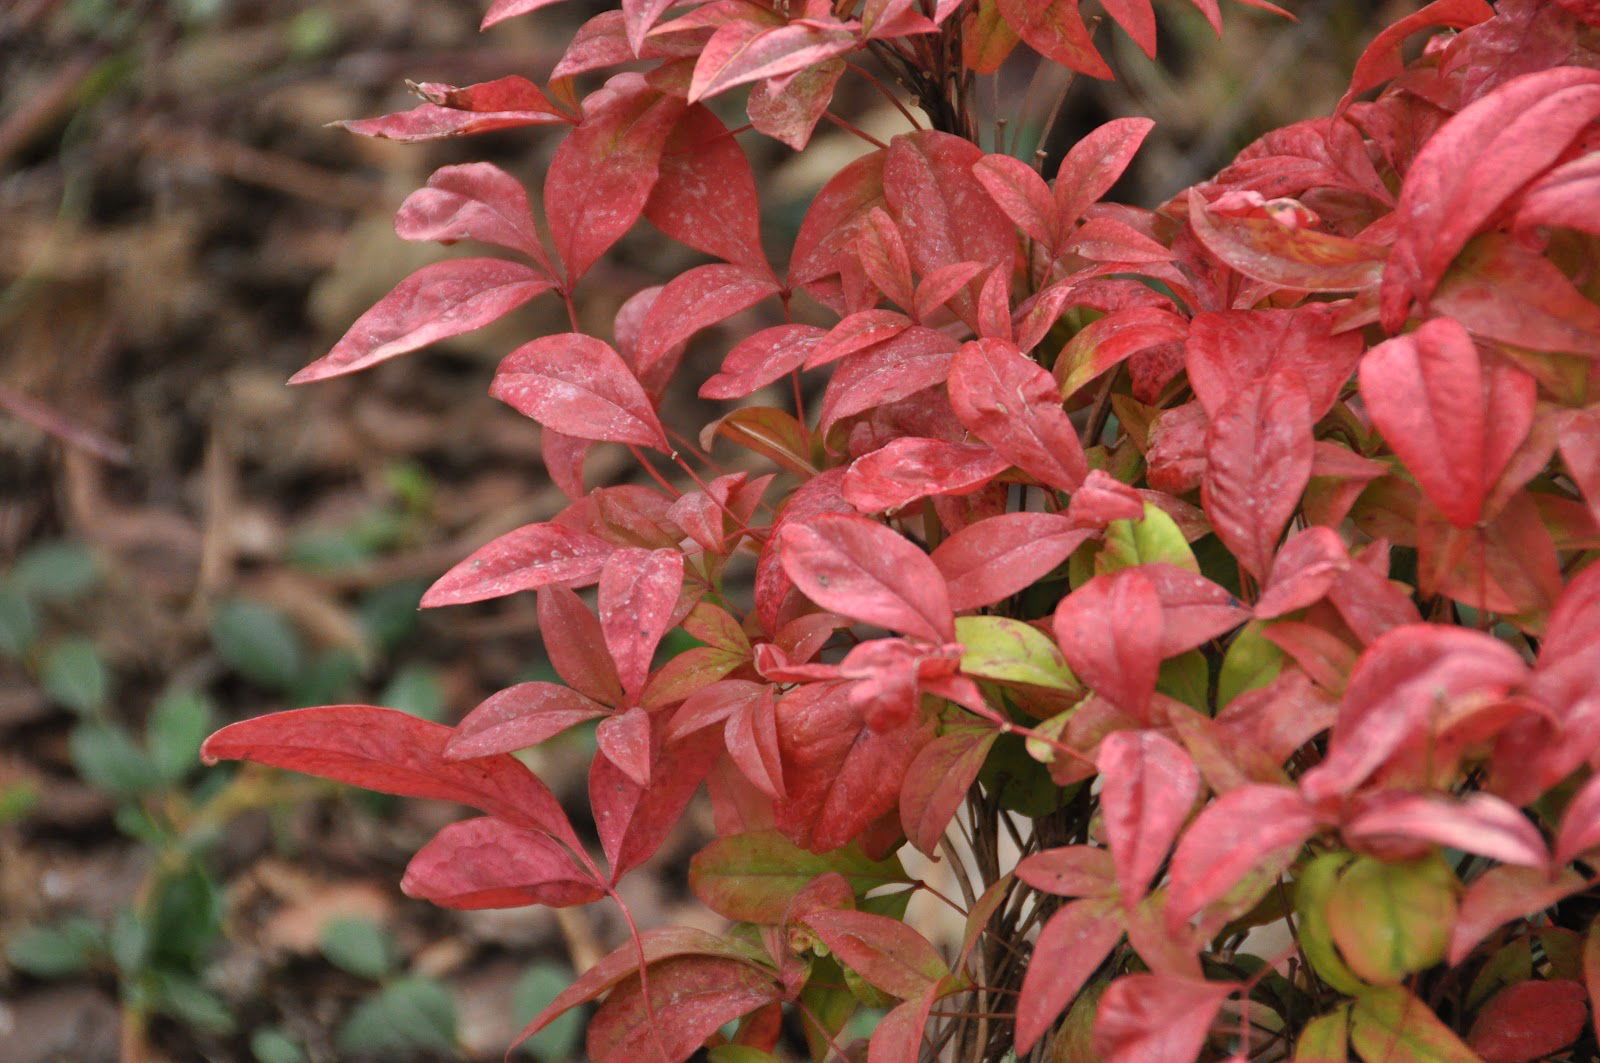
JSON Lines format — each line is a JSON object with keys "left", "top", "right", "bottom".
{"left": 1157, "top": 649, "right": 1210, "bottom": 711}
{"left": 1349, "top": 986, "right": 1478, "bottom": 1062}
{"left": 0, "top": 584, "right": 38, "bottom": 657}
{"left": 5, "top": 916, "right": 104, "bottom": 977}
{"left": 0, "top": 778, "right": 39, "bottom": 823}
{"left": 955, "top": 616, "right": 1081, "bottom": 693}
{"left": 800, "top": 956, "right": 858, "bottom": 1061}
{"left": 71, "top": 722, "right": 162, "bottom": 798}
{"left": 145, "top": 689, "right": 216, "bottom": 783}
{"left": 109, "top": 907, "right": 149, "bottom": 975}
{"left": 1098, "top": 502, "right": 1198, "bottom": 573}
{"left": 1327, "top": 854, "right": 1456, "bottom": 986}
{"left": 210, "top": 598, "right": 305, "bottom": 691}
{"left": 289, "top": 647, "right": 361, "bottom": 707}
{"left": 148, "top": 866, "right": 223, "bottom": 969}
{"left": 320, "top": 916, "right": 395, "bottom": 980}
{"left": 1218, "top": 621, "right": 1283, "bottom": 708}
{"left": 512, "top": 963, "right": 583, "bottom": 1060}
{"left": 380, "top": 663, "right": 446, "bottom": 722}
{"left": 1294, "top": 1004, "right": 1350, "bottom": 1060}
{"left": 708, "top": 1047, "right": 780, "bottom": 1063}
{"left": 1295, "top": 851, "right": 1364, "bottom": 995}
{"left": 336, "top": 976, "right": 457, "bottom": 1057}
{"left": 10, "top": 540, "right": 100, "bottom": 601}
{"left": 358, "top": 581, "right": 426, "bottom": 652}
{"left": 690, "top": 831, "right": 908, "bottom": 923}
{"left": 42, "top": 636, "right": 110, "bottom": 715}
{"left": 149, "top": 971, "right": 235, "bottom": 1035}
{"left": 980, "top": 732, "right": 1067, "bottom": 817}
{"left": 251, "top": 1027, "right": 307, "bottom": 1063}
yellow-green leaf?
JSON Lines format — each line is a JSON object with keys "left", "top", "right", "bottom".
{"left": 956, "top": 616, "right": 1081, "bottom": 693}
{"left": 1097, "top": 503, "right": 1198, "bottom": 574}
{"left": 1328, "top": 854, "right": 1457, "bottom": 986}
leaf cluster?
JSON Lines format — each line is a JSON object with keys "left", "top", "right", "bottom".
{"left": 202, "top": 0, "right": 1600, "bottom": 1059}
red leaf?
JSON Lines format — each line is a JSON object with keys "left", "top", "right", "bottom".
{"left": 747, "top": 58, "right": 844, "bottom": 150}
{"left": 1055, "top": 306, "right": 1190, "bottom": 400}
{"left": 544, "top": 75, "right": 684, "bottom": 283}
{"left": 597, "top": 705, "right": 655, "bottom": 787}
{"left": 900, "top": 727, "right": 997, "bottom": 855}
{"left": 1165, "top": 784, "right": 1316, "bottom": 933}
{"left": 1381, "top": 68, "right": 1600, "bottom": 329}
{"left": 483, "top": 0, "right": 569, "bottom": 27}
{"left": 777, "top": 513, "right": 953, "bottom": 642}
{"left": 1430, "top": 234, "right": 1600, "bottom": 359}
{"left": 914, "top": 261, "right": 989, "bottom": 323}
{"left": 931, "top": 512, "right": 1092, "bottom": 611}
{"left": 334, "top": 97, "right": 569, "bottom": 142}
{"left": 289, "top": 259, "right": 554, "bottom": 384}
{"left": 591, "top": 724, "right": 721, "bottom": 880}
{"left": 867, "top": 979, "right": 953, "bottom": 1063}
{"left": 1100, "top": 0, "right": 1156, "bottom": 56}
{"left": 1559, "top": 409, "right": 1600, "bottom": 527}
{"left": 1093, "top": 974, "right": 1234, "bottom": 1063}
{"left": 789, "top": 149, "right": 887, "bottom": 304}
{"left": 1186, "top": 188, "right": 1387, "bottom": 291}
{"left": 1468, "top": 980, "right": 1587, "bottom": 1063}
{"left": 688, "top": 17, "right": 860, "bottom": 103}
{"left": 700, "top": 324, "right": 826, "bottom": 401}
{"left": 842, "top": 437, "right": 1008, "bottom": 514}
{"left": 972, "top": 153, "right": 1058, "bottom": 247}
{"left": 491, "top": 332, "right": 670, "bottom": 451}
{"left": 1448, "top": 866, "right": 1585, "bottom": 964}
{"left": 634, "top": 264, "right": 781, "bottom": 389}
{"left": 1201, "top": 371, "right": 1313, "bottom": 583}
{"left": 421, "top": 521, "right": 613, "bottom": 607}
{"left": 202, "top": 705, "right": 581, "bottom": 848}
{"left": 1255, "top": 527, "right": 1350, "bottom": 619}
{"left": 1360, "top": 317, "right": 1534, "bottom": 529}
{"left": 1099, "top": 730, "right": 1201, "bottom": 904}
{"left": 1014, "top": 897, "right": 1123, "bottom": 1052}
{"left": 1334, "top": 0, "right": 1493, "bottom": 112}
{"left": 395, "top": 163, "right": 553, "bottom": 273}
{"left": 773, "top": 681, "right": 933, "bottom": 852}
{"left": 599, "top": 547, "right": 686, "bottom": 701}
{"left": 401, "top": 817, "right": 604, "bottom": 909}
{"left": 446, "top": 682, "right": 610, "bottom": 759}
{"left": 1053, "top": 569, "right": 1163, "bottom": 722}
{"left": 1065, "top": 470, "right": 1145, "bottom": 529}
{"left": 1300, "top": 625, "right": 1527, "bottom": 803}
{"left": 805, "top": 310, "right": 915, "bottom": 369}
{"left": 586, "top": 955, "right": 781, "bottom": 1063}
{"left": 511, "top": 927, "right": 765, "bottom": 1049}
{"left": 1556, "top": 770, "right": 1600, "bottom": 867}
{"left": 1516, "top": 151, "right": 1600, "bottom": 238}
{"left": 1016, "top": 845, "right": 1117, "bottom": 898}
{"left": 1140, "top": 564, "right": 1250, "bottom": 657}
{"left": 645, "top": 105, "right": 768, "bottom": 273}
{"left": 1344, "top": 792, "right": 1549, "bottom": 869}
{"left": 412, "top": 76, "right": 565, "bottom": 115}
{"left": 816, "top": 327, "right": 958, "bottom": 434}
{"left": 1184, "top": 307, "right": 1364, "bottom": 421}
{"left": 802, "top": 908, "right": 950, "bottom": 999}
{"left": 996, "top": 0, "right": 1112, "bottom": 79}
{"left": 857, "top": 207, "right": 917, "bottom": 310}
{"left": 538, "top": 585, "right": 626, "bottom": 705}
{"left": 754, "top": 468, "right": 852, "bottom": 636}
{"left": 1054, "top": 118, "right": 1155, "bottom": 231}
{"left": 724, "top": 685, "right": 786, "bottom": 799}
{"left": 949, "top": 337, "right": 1088, "bottom": 493}
{"left": 883, "top": 131, "right": 1016, "bottom": 324}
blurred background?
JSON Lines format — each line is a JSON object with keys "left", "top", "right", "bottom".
{"left": 0, "top": 0, "right": 1391, "bottom": 1059}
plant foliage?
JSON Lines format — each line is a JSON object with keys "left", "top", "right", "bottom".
{"left": 204, "top": 0, "right": 1600, "bottom": 1058}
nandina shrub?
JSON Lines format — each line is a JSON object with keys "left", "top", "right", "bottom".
{"left": 201, "top": 0, "right": 1600, "bottom": 1058}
